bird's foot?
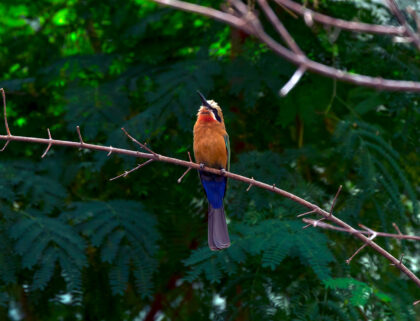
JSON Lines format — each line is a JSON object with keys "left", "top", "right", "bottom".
{"left": 199, "top": 163, "right": 205, "bottom": 169}
{"left": 220, "top": 168, "right": 227, "bottom": 176}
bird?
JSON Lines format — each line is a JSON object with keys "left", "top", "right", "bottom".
{"left": 193, "top": 91, "right": 231, "bottom": 251}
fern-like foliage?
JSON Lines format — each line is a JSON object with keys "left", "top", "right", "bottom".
{"left": 334, "top": 120, "right": 417, "bottom": 225}
{"left": 61, "top": 200, "right": 159, "bottom": 297}
{"left": 0, "top": 227, "right": 18, "bottom": 286}
{"left": 185, "top": 220, "right": 334, "bottom": 283}
{"left": 0, "top": 161, "right": 66, "bottom": 212}
{"left": 9, "top": 209, "right": 87, "bottom": 291}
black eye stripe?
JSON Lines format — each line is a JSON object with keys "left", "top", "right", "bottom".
{"left": 210, "top": 107, "right": 222, "bottom": 122}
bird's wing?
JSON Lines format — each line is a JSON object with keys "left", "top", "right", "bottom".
{"left": 224, "top": 133, "right": 230, "bottom": 172}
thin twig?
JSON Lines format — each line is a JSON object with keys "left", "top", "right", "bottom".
{"left": 41, "top": 129, "right": 52, "bottom": 158}
{"left": 392, "top": 222, "right": 402, "bottom": 235}
{"left": 121, "top": 127, "right": 158, "bottom": 156}
{"left": 0, "top": 88, "right": 11, "bottom": 152}
{"left": 303, "top": 217, "right": 325, "bottom": 229}
{"left": 0, "top": 140, "right": 10, "bottom": 152}
{"left": 177, "top": 152, "right": 194, "bottom": 183}
{"left": 297, "top": 209, "right": 316, "bottom": 217}
{"left": 109, "top": 159, "right": 154, "bottom": 181}
{"left": 76, "top": 126, "right": 84, "bottom": 145}
{"left": 390, "top": 253, "right": 404, "bottom": 266}
{"left": 178, "top": 167, "right": 192, "bottom": 183}
{"left": 329, "top": 185, "right": 342, "bottom": 216}
{"left": 280, "top": 66, "right": 306, "bottom": 96}
{"left": 346, "top": 243, "right": 368, "bottom": 264}
{"left": 258, "top": 0, "right": 303, "bottom": 55}
{"left": 407, "top": 7, "right": 420, "bottom": 33}
{"left": 302, "top": 218, "right": 420, "bottom": 241}
{"left": 346, "top": 231, "right": 377, "bottom": 264}
{"left": 246, "top": 177, "right": 255, "bottom": 191}
{"left": 1, "top": 88, "right": 10, "bottom": 136}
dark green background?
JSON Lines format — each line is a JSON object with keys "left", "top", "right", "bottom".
{"left": 0, "top": 0, "right": 419, "bottom": 320}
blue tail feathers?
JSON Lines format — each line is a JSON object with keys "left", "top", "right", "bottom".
{"left": 199, "top": 171, "right": 230, "bottom": 250}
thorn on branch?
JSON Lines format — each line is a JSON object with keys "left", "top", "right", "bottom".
{"left": 177, "top": 151, "right": 194, "bottom": 183}
{"left": 280, "top": 66, "right": 306, "bottom": 96}
{"left": 178, "top": 167, "right": 192, "bottom": 183}
{"left": 76, "top": 126, "right": 84, "bottom": 146}
{"left": 303, "top": 10, "right": 314, "bottom": 27}
{"left": 390, "top": 253, "right": 404, "bottom": 267}
{"left": 1, "top": 88, "right": 11, "bottom": 136}
{"left": 346, "top": 231, "right": 377, "bottom": 264}
{"left": 121, "top": 127, "right": 158, "bottom": 157}
{"left": 303, "top": 217, "right": 325, "bottom": 229}
{"left": 0, "top": 140, "right": 10, "bottom": 152}
{"left": 297, "top": 209, "right": 316, "bottom": 217}
{"left": 107, "top": 146, "right": 113, "bottom": 156}
{"left": 41, "top": 128, "right": 53, "bottom": 158}
{"left": 0, "top": 88, "right": 12, "bottom": 152}
{"left": 392, "top": 222, "right": 402, "bottom": 235}
{"left": 109, "top": 159, "right": 154, "bottom": 181}
{"left": 246, "top": 177, "right": 255, "bottom": 191}
{"left": 329, "top": 185, "right": 342, "bottom": 217}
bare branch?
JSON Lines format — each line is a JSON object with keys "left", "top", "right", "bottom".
{"left": 274, "top": 0, "right": 405, "bottom": 36}
{"left": 41, "top": 129, "right": 53, "bottom": 158}
{"left": 302, "top": 218, "right": 420, "bottom": 241}
{"left": 150, "top": 0, "right": 420, "bottom": 92}
{"left": 0, "top": 89, "right": 419, "bottom": 288}
{"left": 258, "top": 0, "right": 303, "bottom": 55}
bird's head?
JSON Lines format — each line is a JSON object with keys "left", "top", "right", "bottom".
{"left": 196, "top": 91, "right": 224, "bottom": 124}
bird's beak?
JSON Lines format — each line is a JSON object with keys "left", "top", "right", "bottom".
{"left": 197, "top": 90, "right": 212, "bottom": 110}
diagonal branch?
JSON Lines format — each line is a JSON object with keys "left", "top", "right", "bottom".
{"left": 0, "top": 125, "right": 419, "bottom": 289}
{"left": 386, "top": 0, "right": 420, "bottom": 50}
{"left": 274, "top": 0, "right": 405, "bottom": 36}
{"left": 150, "top": 0, "right": 420, "bottom": 92}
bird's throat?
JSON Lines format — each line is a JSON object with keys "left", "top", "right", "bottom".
{"left": 198, "top": 114, "right": 217, "bottom": 123}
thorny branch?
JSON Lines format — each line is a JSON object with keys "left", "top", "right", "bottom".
{"left": 0, "top": 90, "right": 419, "bottom": 292}
{"left": 150, "top": 0, "right": 420, "bottom": 93}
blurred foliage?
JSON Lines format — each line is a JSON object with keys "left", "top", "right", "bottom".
{"left": 0, "top": 0, "right": 419, "bottom": 320}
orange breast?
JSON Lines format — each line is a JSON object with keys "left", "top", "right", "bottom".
{"left": 193, "top": 121, "right": 227, "bottom": 169}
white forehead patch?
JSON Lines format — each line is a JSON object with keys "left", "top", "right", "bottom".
{"left": 197, "top": 106, "right": 217, "bottom": 120}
